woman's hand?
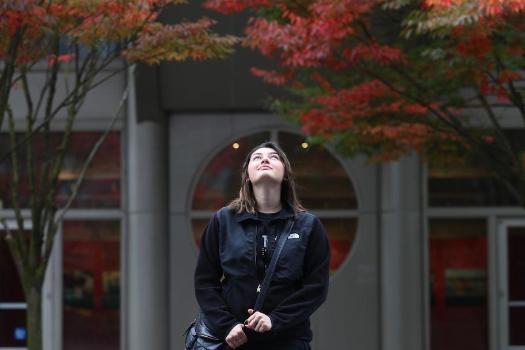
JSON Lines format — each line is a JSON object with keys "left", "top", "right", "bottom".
{"left": 225, "top": 324, "right": 247, "bottom": 349}
{"left": 244, "top": 309, "right": 272, "bottom": 333}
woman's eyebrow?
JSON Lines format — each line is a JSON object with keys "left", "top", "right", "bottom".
{"left": 251, "top": 151, "right": 278, "bottom": 157}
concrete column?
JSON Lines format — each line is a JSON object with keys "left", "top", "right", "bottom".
{"left": 380, "top": 153, "right": 427, "bottom": 350}
{"left": 126, "top": 67, "right": 168, "bottom": 350}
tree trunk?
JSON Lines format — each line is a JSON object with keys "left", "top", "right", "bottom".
{"left": 26, "top": 286, "right": 43, "bottom": 350}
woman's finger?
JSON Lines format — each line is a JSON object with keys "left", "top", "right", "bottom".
{"left": 246, "top": 313, "right": 260, "bottom": 328}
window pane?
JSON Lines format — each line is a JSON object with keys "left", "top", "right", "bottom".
{"left": 0, "top": 233, "right": 25, "bottom": 303}
{"left": 0, "top": 132, "right": 121, "bottom": 209}
{"left": 278, "top": 132, "right": 357, "bottom": 209}
{"left": 192, "top": 217, "right": 356, "bottom": 274}
{"left": 56, "top": 132, "right": 121, "bottom": 208}
{"left": 0, "top": 309, "right": 27, "bottom": 347}
{"left": 428, "top": 169, "right": 516, "bottom": 206}
{"left": 63, "top": 221, "right": 120, "bottom": 350}
{"left": 192, "top": 132, "right": 271, "bottom": 210}
{"left": 321, "top": 218, "right": 356, "bottom": 273}
{"left": 508, "top": 227, "right": 525, "bottom": 301}
{"left": 509, "top": 306, "right": 525, "bottom": 345}
{"left": 508, "top": 226, "right": 525, "bottom": 346}
{"left": 427, "top": 130, "right": 524, "bottom": 207}
{"left": 429, "top": 219, "right": 488, "bottom": 350}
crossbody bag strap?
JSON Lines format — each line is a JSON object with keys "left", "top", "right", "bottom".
{"left": 253, "top": 218, "right": 295, "bottom": 311}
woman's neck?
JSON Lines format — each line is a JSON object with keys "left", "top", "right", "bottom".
{"left": 252, "top": 184, "right": 282, "bottom": 213}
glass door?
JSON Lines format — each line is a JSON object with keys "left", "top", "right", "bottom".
{"left": 498, "top": 219, "right": 525, "bottom": 350}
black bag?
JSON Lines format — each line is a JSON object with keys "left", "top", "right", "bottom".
{"left": 184, "top": 219, "right": 295, "bottom": 350}
{"left": 184, "top": 313, "right": 226, "bottom": 350}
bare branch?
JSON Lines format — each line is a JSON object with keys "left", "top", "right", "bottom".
{"left": 0, "top": 53, "right": 123, "bottom": 165}
{"left": 43, "top": 36, "right": 61, "bottom": 132}
{"left": 492, "top": 52, "right": 525, "bottom": 125}
{"left": 53, "top": 66, "right": 133, "bottom": 227}
{"left": 0, "top": 27, "right": 25, "bottom": 130}
{"left": 6, "top": 106, "right": 28, "bottom": 259}
{"left": 475, "top": 92, "right": 520, "bottom": 165}
{"left": 1, "top": 217, "right": 30, "bottom": 291}
{"left": 43, "top": 66, "right": 133, "bottom": 269}
{"left": 39, "top": 51, "right": 104, "bottom": 233}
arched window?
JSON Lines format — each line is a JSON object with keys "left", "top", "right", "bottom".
{"left": 190, "top": 131, "right": 358, "bottom": 274}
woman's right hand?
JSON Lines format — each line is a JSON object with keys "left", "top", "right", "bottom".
{"left": 225, "top": 324, "right": 247, "bottom": 349}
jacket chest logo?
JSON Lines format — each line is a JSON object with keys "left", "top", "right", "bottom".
{"left": 287, "top": 233, "right": 300, "bottom": 239}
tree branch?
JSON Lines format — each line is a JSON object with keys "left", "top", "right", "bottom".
{"left": 0, "top": 53, "right": 123, "bottom": 165}
{"left": 1, "top": 218, "right": 30, "bottom": 291}
{"left": 54, "top": 66, "right": 132, "bottom": 226}
{"left": 20, "top": 71, "right": 41, "bottom": 239}
{"left": 44, "top": 66, "right": 133, "bottom": 269}
{"left": 0, "top": 27, "right": 25, "bottom": 130}
{"left": 475, "top": 91, "right": 520, "bottom": 165}
{"left": 6, "top": 106, "right": 28, "bottom": 260}
{"left": 492, "top": 51, "right": 525, "bottom": 125}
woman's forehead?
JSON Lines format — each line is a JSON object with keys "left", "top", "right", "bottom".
{"left": 251, "top": 147, "right": 278, "bottom": 156}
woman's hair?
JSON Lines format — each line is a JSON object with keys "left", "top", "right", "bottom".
{"left": 228, "top": 141, "right": 305, "bottom": 214}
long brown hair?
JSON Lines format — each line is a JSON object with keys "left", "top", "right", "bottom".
{"left": 228, "top": 141, "right": 305, "bottom": 214}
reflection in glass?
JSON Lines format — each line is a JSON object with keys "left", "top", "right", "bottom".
{"left": 428, "top": 130, "right": 525, "bottom": 207}
{"left": 509, "top": 307, "right": 525, "bottom": 345}
{"left": 0, "top": 232, "right": 25, "bottom": 303}
{"left": 278, "top": 132, "right": 357, "bottom": 209}
{"left": 63, "top": 221, "right": 120, "bottom": 350}
{"left": 508, "top": 227, "right": 525, "bottom": 301}
{"left": 320, "top": 219, "right": 356, "bottom": 273}
{"left": 192, "top": 132, "right": 270, "bottom": 210}
{"left": 444, "top": 269, "right": 486, "bottom": 305}
{"left": 0, "top": 309, "right": 26, "bottom": 347}
{"left": 507, "top": 227, "right": 525, "bottom": 346}
{"left": 428, "top": 167, "right": 517, "bottom": 207}
{"left": 429, "top": 219, "right": 488, "bottom": 350}
{"left": 0, "top": 132, "right": 121, "bottom": 209}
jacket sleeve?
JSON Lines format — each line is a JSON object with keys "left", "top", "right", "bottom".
{"left": 268, "top": 216, "right": 330, "bottom": 332}
{"left": 194, "top": 212, "right": 240, "bottom": 339}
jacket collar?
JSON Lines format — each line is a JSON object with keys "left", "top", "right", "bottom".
{"left": 234, "top": 203, "right": 295, "bottom": 222}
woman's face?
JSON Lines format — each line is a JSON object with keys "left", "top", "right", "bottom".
{"left": 247, "top": 147, "right": 285, "bottom": 186}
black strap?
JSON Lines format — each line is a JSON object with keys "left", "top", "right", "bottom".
{"left": 253, "top": 218, "right": 295, "bottom": 311}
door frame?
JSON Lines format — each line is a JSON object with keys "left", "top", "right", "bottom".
{"left": 497, "top": 218, "right": 525, "bottom": 350}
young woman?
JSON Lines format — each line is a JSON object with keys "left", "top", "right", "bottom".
{"left": 194, "top": 141, "right": 330, "bottom": 350}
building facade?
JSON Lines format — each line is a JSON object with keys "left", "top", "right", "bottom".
{"left": 1, "top": 13, "right": 525, "bottom": 350}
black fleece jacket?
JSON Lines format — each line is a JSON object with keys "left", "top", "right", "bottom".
{"left": 194, "top": 206, "right": 330, "bottom": 344}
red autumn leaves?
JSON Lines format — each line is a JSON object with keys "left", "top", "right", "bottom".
{"left": 204, "top": 0, "right": 524, "bottom": 162}
{"left": 0, "top": 0, "right": 237, "bottom": 66}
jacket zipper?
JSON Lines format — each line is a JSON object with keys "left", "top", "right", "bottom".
{"left": 254, "top": 223, "right": 261, "bottom": 293}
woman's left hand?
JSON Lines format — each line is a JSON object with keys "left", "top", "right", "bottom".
{"left": 244, "top": 309, "right": 272, "bottom": 332}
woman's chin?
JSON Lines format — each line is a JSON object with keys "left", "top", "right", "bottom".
{"left": 251, "top": 175, "right": 283, "bottom": 186}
